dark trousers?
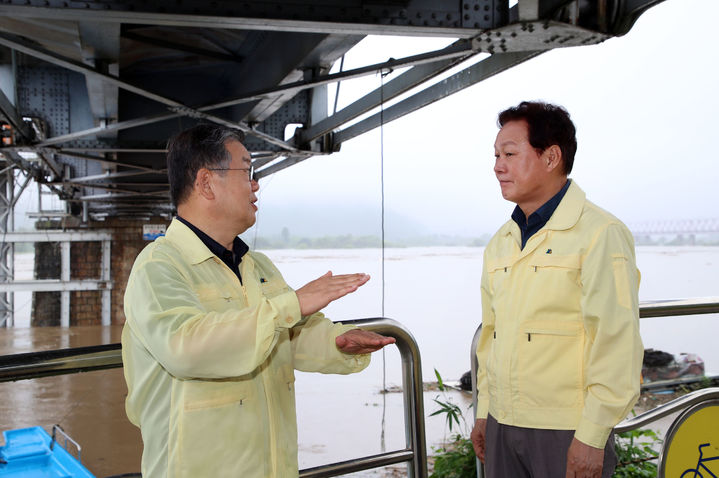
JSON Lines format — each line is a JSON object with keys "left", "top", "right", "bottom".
{"left": 484, "top": 414, "right": 617, "bottom": 478}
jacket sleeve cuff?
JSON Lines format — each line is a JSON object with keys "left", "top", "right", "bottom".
{"left": 272, "top": 289, "right": 302, "bottom": 329}
{"left": 476, "top": 399, "right": 489, "bottom": 420}
{"left": 574, "top": 417, "right": 612, "bottom": 449}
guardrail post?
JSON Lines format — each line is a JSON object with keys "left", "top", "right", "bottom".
{"left": 344, "top": 318, "right": 428, "bottom": 478}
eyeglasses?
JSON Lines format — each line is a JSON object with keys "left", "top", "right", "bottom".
{"left": 208, "top": 165, "right": 255, "bottom": 181}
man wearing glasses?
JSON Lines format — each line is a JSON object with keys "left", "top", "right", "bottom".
{"left": 122, "top": 124, "right": 394, "bottom": 477}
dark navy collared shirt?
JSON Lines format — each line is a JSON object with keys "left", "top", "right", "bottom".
{"left": 511, "top": 179, "right": 571, "bottom": 249}
{"left": 176, "top": 216, "right": 249, "bottom": 284}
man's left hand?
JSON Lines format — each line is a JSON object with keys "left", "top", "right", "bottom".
{"left": 335, "top": 329, "right": 395, "bottom": 354}
{"left": 566, "top": 437, "right": 604, "bottom": 478}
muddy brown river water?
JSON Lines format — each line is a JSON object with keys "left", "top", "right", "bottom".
{"left": 0, "top": 326, "right": 142, "bottom": 477}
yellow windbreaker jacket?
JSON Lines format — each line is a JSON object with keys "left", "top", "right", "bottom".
{"left": 475, "top": 181, "right": 643, "bottom": 448}
{"left": 122, "top": 219, "right": 369, "bottom": 477}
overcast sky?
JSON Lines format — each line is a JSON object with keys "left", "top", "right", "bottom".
{"left": 252, "top": 0, "right": 719, "bottom": 239}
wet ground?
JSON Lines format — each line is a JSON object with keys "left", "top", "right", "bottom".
{"left": 0, "top": 326, "right": 142, "bottom": 478}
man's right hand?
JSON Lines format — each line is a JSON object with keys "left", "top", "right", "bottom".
{"left": 295, "top": 271, "right": 370, "bottom": 316}
{"left": 470, "top": 418, "right": 487, "bottom": 463}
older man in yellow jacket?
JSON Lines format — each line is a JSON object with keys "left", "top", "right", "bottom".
{"left": 471, "top": 102, "right": 643, "bottom": 478}
{"left": 122, "top": 124, "right": 395, "bottom": 477}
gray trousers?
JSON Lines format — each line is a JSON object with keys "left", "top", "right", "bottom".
{"left": 484, "top": 415, "right": 617, "bottom": 478}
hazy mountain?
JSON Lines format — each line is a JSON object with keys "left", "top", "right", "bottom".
{"left": 251, "top": 200, "right": 426, "bottom": 241}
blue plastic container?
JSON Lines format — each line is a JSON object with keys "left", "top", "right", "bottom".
{"left": 0, "top": 426, "right": 95, "bottom": 477}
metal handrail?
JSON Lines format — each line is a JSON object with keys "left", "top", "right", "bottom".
{"left": 299, "top": 318, "right": 428, "bottom": 478}
{"left": 0, "top": 317, "right": 428, "bottom": 478}
{"left": 470, "top": 297, "right": 719, "bottom": 478}
{"left": 615, "top": 388, "right": 719, "bottom": 433}
{"left": 0, "top": 343, "right": 122, "bottom": 382}
{"left": 639, "top": 296, "right": 719, "bottom": 318}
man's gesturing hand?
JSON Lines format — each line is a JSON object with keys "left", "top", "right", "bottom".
{"left": 295, "top": 271, "right": 370, "bottom": 317}
{"left": 335, "top": 329, "right": 395, "bottom": 354}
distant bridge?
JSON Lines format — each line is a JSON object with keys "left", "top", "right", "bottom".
{"left": 629, "top": 218, "right": 719, "bottom": 236}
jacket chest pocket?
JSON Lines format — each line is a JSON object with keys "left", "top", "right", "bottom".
{"left": 516, "top": 321, "right": 583, "bottom": 408}
{"left": 258, "top": 276, "right": 290, "bottom": 299}
{"left": 526, "top": 254, "right": 581, "bottom": 306}
{"left": 486, "top": 257, "right": 515, "bottom": 297}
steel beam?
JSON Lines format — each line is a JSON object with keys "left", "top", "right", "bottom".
{"left": 54, "top": 150, "right": 160, "bottom": 173}
{"left": 297, "top": 41, "right": 478, "bottom": 145}
{"left": 101, "top": 240, "right": 111, "bottom": 326}
{"left": 333, "top": 51, "right": 544, "bottom": 147}
{"left": 0, "top": 280, "right": 112, "bottom": 293}
{"left": 0, "top": 167, "right": 12, "bottom": 327}
{"left": 0, "top": 32, "right": 297, "bottom": 151}
{"left": 1, "top": 231, "right": 112, "bottom": 242}
{"left": 0, "top": 146, "right": 161, "bottom": 172}
{"left": 0, "top": 4, "right": 492, "bottom": 38}
{"left": 75, "top": 190, "right": 168, "bottom": 201}
{"left": 33, "top": 113, "right": 180, "bottom": 147}
{"left": 11, "top": 40, "right": 477, "bottom": 149}
{"left": 60, "top": 241, "right": 70, "bottom": 327}
{"left": 121, "top": 30, "right": 243, "bottom": 63}
{"left": 56, "top": 181, "right": 159, "bottom": 195}
{"left": 60, "top": 147, "right": 166, "bottom": 154}
{"left": 78, "top": 22, "right": 120, "bottom": 137}
{"left": 203, "top": 41, "right": 479, "bottom": 114}
{"left": 59, "top": 170, "right": 164, "bottom": 183}
{"left": 254, "top": 152, "right": 317, "bottom": 179}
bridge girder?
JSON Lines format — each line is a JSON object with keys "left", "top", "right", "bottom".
{"left": 0, "top": 0, "right": 665, "bottom": 220}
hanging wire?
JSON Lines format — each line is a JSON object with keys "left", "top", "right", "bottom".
{"left": 379, "top": 64, "right": 391, "bottom": 453}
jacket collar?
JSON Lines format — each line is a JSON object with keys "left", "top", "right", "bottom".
{"left": 500, "top": 180, "right": 586, "bottom": 249}
{"left": 542, "top": 179, "right": 585, "bottom": 232}
{"left": 164, "top": 218, "right": 216, "bottom": 265}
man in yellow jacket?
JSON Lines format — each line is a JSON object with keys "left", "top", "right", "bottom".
{"left": 122, "top": 124, "right": 395, "bottom": 477}
{"left": 471, "top": 102, "right": 643, "bottom": 478}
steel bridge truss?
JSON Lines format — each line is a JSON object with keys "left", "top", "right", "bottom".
{"left": 0, "top": 0, "right": 664, "bottom": 221}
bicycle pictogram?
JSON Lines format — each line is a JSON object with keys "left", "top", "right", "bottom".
{"left": 681, "top": 443, "right": 719, "bottom": 478}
